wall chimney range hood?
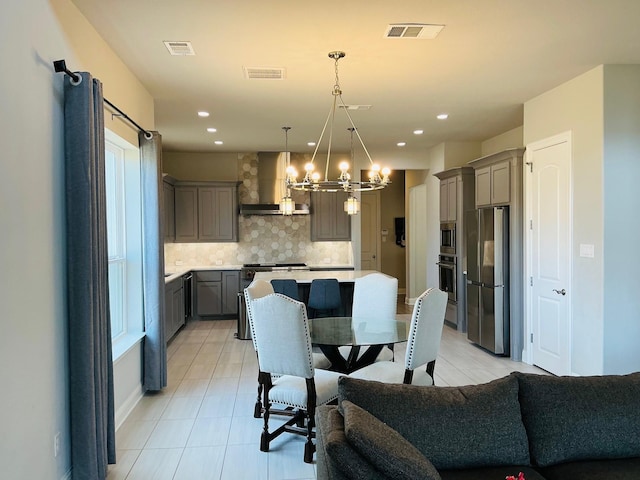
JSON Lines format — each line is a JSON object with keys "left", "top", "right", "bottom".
{"left": 240, "top": 152, "right": 310, "bottom": 215}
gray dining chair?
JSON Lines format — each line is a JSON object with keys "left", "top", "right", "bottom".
{"left": 250, "top": 293, "right": 342, "bottom": 463}
{"left": 339, "top": 272, "right": 397, "bottom": 362}
{"left": 270, "top": 278, "right": 300, "bottom": 300}
{"left": 349, "top": 288, "right": 447, "bottom": 386}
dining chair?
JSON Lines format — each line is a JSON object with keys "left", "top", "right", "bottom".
{"left": 339, "top": 272, "right": 398, "bottom": 362}
{"left": 245, "top": 280, "right": 331, "bottom": 418}
{"left": 270, "top": 278, "right": 300, "bottom": 300}
{"left": 349, "top": 287, "right": 448, "bottom": 386}
{"left": 250, "top": 293, "right": 342, "bottom": 463}
{"left": 307, "top": 278, "right": 342, "bottom": 318}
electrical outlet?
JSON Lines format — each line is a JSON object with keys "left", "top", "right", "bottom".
{"left": 175, "top": 260, "right": 184, "bottom": 266}
{"left": 54, "top": 432, "right": 61, "bottom": 458}
{"left": 215, "top": 260, "right": 223, "bottom": 265}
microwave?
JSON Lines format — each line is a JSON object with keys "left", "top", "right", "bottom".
{"left": 440, "top": 222, "right": 456, "bottom": 254}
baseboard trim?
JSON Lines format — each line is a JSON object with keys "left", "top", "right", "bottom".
{"left": 115, "top": 385, "right": 145, "bottom": 430}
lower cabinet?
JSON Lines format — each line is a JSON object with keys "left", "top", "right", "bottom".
{"left": 195, "top": 270, "right": 240, "bottom": 318}
{"left": 164, "top": 278, "right": 185, "bottom": 343}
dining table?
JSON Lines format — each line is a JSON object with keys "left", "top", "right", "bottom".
{"left": 309, "top": 316, "right": 408, "bottom": 374}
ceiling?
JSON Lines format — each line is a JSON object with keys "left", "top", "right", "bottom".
{"left": 72, "top": 0, "right": 640, "bottom": 165}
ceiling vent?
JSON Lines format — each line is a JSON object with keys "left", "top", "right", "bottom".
{"left": 243, "top": 67, "right": 286, "bottom": 80}
{"left": 384, "top": 24, "right": 445, "bottom": 39}
{"left": 163, "top": 41, "right": 195, "bottom": 56}
{"left": 338, "top": 105, "right": 372, "bottom": 111}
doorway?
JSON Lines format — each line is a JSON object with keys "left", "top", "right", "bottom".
{"left": 525, "top": 131, "right": 572, "bottom": 375}
{"left": 360, "top": 191, "right": 381, "bottom": 271}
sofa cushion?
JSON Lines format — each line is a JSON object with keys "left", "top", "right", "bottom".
{"left": 316, "top": 405, "right": 388, "bottom": 480}
{"left": 538, "top": 457, "right": 640, "bottom": 480}
{"left": 516, "top": 372, "right": 640, "bottom": 467}
{"left": 341, "top": 400, "right": 441, "bottom": 480}
{"left": 337, "top": 374, "right": 530, "bottom": 470}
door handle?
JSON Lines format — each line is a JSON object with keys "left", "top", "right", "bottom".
{"left": 553, "top": 288, "right": 566, "bottom": 296}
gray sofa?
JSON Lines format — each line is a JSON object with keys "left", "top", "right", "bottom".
{"left": 316, "top": 372, "right": 640, "bottom": 480}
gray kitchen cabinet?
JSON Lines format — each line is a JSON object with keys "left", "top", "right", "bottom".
{"left": 195, "top": 270, "right": 239, "bottom": 318}
{"left": 174, "top": 182, "right": 239, "bottom": 243}
{"left": 164, "top": 277, "right": 184, "bottom": 342}
{"left": 174, "top": 186, "right": 199, "bottom": 242}
{"left": 439, "top": 176, "right": 458, "bottom": 222}
{"left": 310, "top": 191, "right": 351, "bottom": 241}
{"left": 163, "top": 176, "right": 175, "bottom": 242}
{"left": 474, "top": 160, "right": 510, "bottom": 207}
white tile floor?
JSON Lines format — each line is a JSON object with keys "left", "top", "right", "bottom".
{"left": 108, "top": 311, "right": 544, "bottom": 480}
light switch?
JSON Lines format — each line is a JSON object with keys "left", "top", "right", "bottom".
{"left": 579, "top": 244, "right": 595, "bottom": 258}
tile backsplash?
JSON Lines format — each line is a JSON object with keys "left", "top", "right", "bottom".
{"left": 164, "top": 153, "right": 353, "bottom": 267}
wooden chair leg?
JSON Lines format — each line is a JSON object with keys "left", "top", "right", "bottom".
{"left": 260, "top": 382, "right": 271, "bottom": 452}
{"left": 254, "top": 378, "right": 263, "bottom": 418}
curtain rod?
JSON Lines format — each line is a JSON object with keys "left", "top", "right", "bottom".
{"left": 53, "top": 59, "right": 153, "bottom": 140}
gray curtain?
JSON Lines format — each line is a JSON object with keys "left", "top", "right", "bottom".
{"left": 139, "top": 131, "right": 167, "bottom": 391}
{"left": 64, "top": 72, "right": 116, "bottom": 479}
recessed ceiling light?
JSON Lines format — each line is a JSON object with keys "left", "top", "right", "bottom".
{"left": 397, "top": 142, "right": 406, "bottom": 147}
{"left": 437, "top": 113, "right": 449, "bottom": 120}
{"left": 413, "top": 129, "right": 424, "bottom": 135}
{"left": 198, "top": 111, "right": 210, "bottom": 117}
{"left": 307, "top": 142, "right": 316, "bottom": 147}
{"left": 206, "top": 127, "right": 217, "bottom": 133}
{"left": 214, "top": 140, "right": 223, "bottom": 145}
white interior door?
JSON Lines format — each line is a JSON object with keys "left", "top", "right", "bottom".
{"left": 360, "top": 192, "right": 380, "bottom": 271}
{"left": 526, "top": 132, "right": 572, "bottom": 375}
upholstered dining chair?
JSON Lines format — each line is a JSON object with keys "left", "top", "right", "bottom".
{"left": 250, "top": 293, "right": 342, "bottom": 463}
{"left": 349, "top": 287, "right": 448, "bottom": 386}
{"left": 245, "top": 280, "right": 331, "bottom": 418}
{"left": 307, "top": 278, "right": 341, "bottom": 318}
{"left": 339, "top": 272, "right": 398, "bottom": 362}
{"left": 270, "top": 278, "right": 300, "bottom": 300}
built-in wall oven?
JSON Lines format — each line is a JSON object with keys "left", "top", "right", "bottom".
{"left": 437, "top": 255, "right": 457, "bottom": 303}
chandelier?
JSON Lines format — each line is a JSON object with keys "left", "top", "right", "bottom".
{"left": 284, "top": 51, "right": 391, "bottom": 195}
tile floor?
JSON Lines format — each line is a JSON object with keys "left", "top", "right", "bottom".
{"left": 108, "top": 304, "right": 544, "bottom": 480}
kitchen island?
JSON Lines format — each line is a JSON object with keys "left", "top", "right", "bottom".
{"left": 254, "top": 269, "right": 380, "bottom": 316}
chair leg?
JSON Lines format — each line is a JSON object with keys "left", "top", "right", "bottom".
{"left": 303, "top": 408, "right": 315, "bottom": 463}
{"left": 254, "top": 378, "right": 263, "bottom": 418}
{"left": 260, "top": 380, "right": 271, "bottom": 452}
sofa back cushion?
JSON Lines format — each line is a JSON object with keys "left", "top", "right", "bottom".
{"left": 337, "top": 374, "right": 530, "bottom": 471}
{"left": 516, "top": 372, "right": 640, "bottom": 467}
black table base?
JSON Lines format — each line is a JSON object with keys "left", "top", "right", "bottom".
{"left": 317, "top": 344, "right": 385, "bottom": 374}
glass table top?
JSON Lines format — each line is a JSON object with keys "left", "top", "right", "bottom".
{"left": 310, "top": 316, "right": 408, "bottom": 347}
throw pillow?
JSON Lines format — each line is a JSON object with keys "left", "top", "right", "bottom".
{"left": 516, "top": 372, "right": 640, "bottom": 467}
{"left": 318, "top": 406, "right": 389, "bottom": 480}
{"left": 342, "top": 400, "right": 442, "bottom": 480}
{"left": 338, "top": 374, "right": 530, "bottom": 470}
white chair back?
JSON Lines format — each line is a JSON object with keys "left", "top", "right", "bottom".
{"left": 245, "top": 280, "right": 274, "bottom": 350}
{"left": 251, "top": 293, "right": 315, "bottom": 379}
{"left": 352, "top": 272, "right": 398, "bottom": 319}
{"left": 405, "top": 288, "right": 448, "bottom": 370}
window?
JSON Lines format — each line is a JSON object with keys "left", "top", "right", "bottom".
{"left": 104, "top": 131, "right": 144, "bottom": 357}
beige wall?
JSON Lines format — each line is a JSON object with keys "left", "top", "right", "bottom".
{"left": 443, "top": 141, "right": 481, "bottom": 169}
{"left": 163, "top": 151, "right": 240, "bottom": 180}
{"left": 524, "top": 66, "right": 605, "bottom": 375}
{"left": 481, "top": 126, "right": 524, "bottom": 156}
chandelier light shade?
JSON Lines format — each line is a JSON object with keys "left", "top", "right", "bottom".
{"left": 285, "top": 51, "right": 391, "bottom": 194}
{"left": 344, "top": 194, "right": 360, "bottom": 215}
{"left": 278, "top": 126, "right": 295, "bottom": 215}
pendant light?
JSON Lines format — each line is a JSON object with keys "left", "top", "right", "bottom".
{"left": 279, "top": 126, "right": 295, "bottom": 215}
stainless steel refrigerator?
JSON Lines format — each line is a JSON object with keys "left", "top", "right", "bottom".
{"left": 464, "top": 207, "right": 509, "bottom": 355}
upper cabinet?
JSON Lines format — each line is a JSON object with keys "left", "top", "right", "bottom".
{"left": 468, "top": 149, "right": 524, "bottom": 209}
{"left": 434, "top": 167, "right": 475, "bottom": 224}
{"left": 474, "top": 160, "right": 511, "bottom": 207}
{"left": 174, "top": 181, "right": 239, "bottom": 243}
{"left": 163, "top": 176, "right": 176, "bottom": 243}
{"left": 310, "top": 191, "right": 351, "bottom": 241}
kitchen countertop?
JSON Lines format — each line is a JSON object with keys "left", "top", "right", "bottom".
{"left": 253, "top": 270, "right": 379, "bottom": 283}
{"left": 164, "top": 264, "right": 356, "bottom": 283}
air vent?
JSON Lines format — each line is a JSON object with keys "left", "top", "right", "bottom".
{"left": 243, "top": 67, "right": 286, "bottom": 80}
{"left": 338, "top": 105, "right": 372, "bottom": 111}
{"left": 163, "top": 41, "right": 195, "bottom": 56}
{"left": 384, "top": 24, "right": 445, "bottom": 39}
